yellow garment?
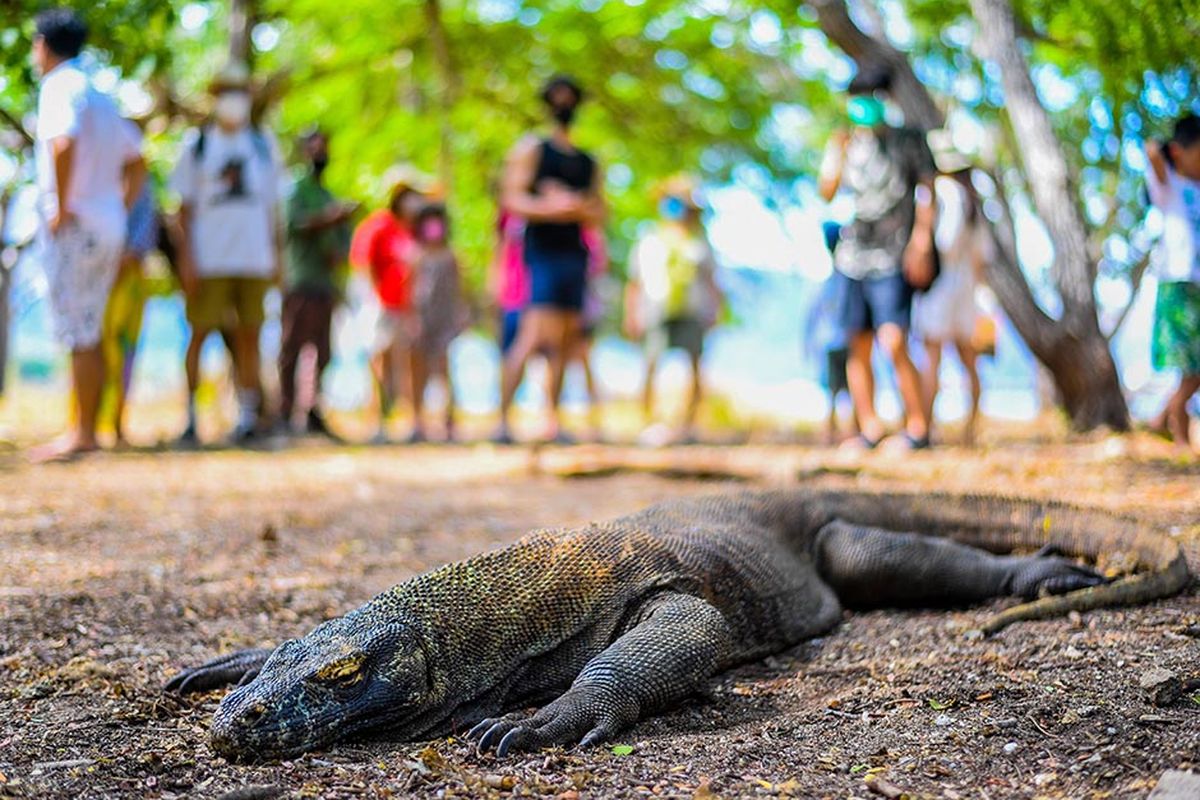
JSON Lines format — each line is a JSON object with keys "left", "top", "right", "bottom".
{"left": 101, "top": 263, "right": 148, "bottom": 420}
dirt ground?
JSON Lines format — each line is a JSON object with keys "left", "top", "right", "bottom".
{"left": 1, "top": 435, "right": 1198, "bottom": 799}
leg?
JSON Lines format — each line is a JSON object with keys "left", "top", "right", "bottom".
{"left": 641, "top": 353, "right": 658, "bottom": 425}
{"left": 684, "top": 348, "right": 703, "bottom": 436}
{"left": 410, "top": 348, "right": 428, "bottom": 441}
{"left": 234, "top": 323, "right": 263, "bottom": 436}
{"left": 1166, "top": 375, "right": 1200, "bottom": 449}
{"left": 877, "top": 322, "right": 927, "bottom": 442}
{"left": 469, "top": 592, "right": 733, "bottom": 756}
{"left": 438, "top": 350, "right": 457, "bottom": 439}
{"left": 814, "top": 519, "right": 1104, "bottom": 609}
{"left": 921, "top": 338, "right": 942, "bottom": 438}
{"left": 545, "top": 312, "right": 578, "bottom": 439}
{"left": 70, "top": 345, "right": 106, "bottom": 451}
{"left": 846, "top": 331, "right": 882, "bottom": 442}
{"left": 277, "top": 293, "right": 303, "bottom": 426}
{"left": 499, "top": 308, "right": 553, "bottom": 437}
{"left": 953, "top": 339, "right": 981, "bottom": 446}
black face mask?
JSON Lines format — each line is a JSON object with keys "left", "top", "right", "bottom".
{"left": 311, "top": 154, "right": 329, "bottom": 175}
{"left": 551, "top": 104, "right": 576, "bottom": 126}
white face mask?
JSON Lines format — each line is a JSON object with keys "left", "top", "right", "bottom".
{"left": 214, "top": 91, "right": 251, "bottom": 127}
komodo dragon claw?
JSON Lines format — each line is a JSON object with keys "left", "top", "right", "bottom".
{"left": 165, "top": 648, "right": 272, "bottom": 695}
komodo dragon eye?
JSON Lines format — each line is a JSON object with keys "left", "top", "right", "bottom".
{"left": 314, "top": 653, "right": 367, "bottom": 686}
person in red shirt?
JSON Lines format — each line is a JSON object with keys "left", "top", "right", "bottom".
{"left": 349, "top": 170, "right": 428, "bottom": 442}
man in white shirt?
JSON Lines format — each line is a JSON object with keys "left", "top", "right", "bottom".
{"left": 30, "top": 8, "right": 145, "bottom": 463}
{"left": 170, "top": 61, "right": 284, "bottom": 444}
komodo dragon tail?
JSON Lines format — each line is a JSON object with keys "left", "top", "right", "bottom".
{"left": 809, "top": 490, "right": 1192, "bottom": 635}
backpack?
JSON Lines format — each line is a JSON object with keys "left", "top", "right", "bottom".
{"left": 192, "top": 125, "right": 272, "bottom": 165}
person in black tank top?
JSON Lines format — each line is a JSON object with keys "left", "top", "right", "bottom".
{"left": 495, "top": 76, "right": 606, "bottom": 444}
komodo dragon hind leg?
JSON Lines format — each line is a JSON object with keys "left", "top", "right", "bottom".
{"left": 469, "top": 593, "right": 733, "bottom": 757}
{"left": 164, "top": 648, "right": 273, "bottom": 694}
{"left": 814, "top": 520, "right": 1107, "bottom": 609}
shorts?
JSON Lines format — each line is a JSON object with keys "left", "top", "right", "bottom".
{"left": 499, "top": 309, "right": 521, "bottom": 355}
{"left": 527, "top": 244, "right": 587, "bottom": 312}
{"left": 1152, "top": 281, "right": 1200, "bottom": 375}
{"left": 374, "top": 308, "right": 415, "bottom": 354}
{"left": 836, "top": 270, "right": 913, "bottom": 336}
{"left": 646, "top": 316, "right": 706, "bottom": 362}
{"left": 186, "top": 276, "right": 271, "bottom": 330}
{"left": 43, "top": 222, "right": 122, "bottom": 350}
{"left": 913, "top": 270, "right": 976, "bottom": 342}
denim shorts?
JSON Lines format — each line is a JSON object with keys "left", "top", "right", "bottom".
{"left": 835, "top": 270, "right": 913, "bottom": 336}
{"left": 527, "top": 243, "right": 587, "bottom": 312}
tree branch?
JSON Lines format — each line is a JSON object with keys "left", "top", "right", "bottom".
{"left": 1104, "top": 249, "right": 1152, "bottom": 340}
{"left": 0, "top": 104, "right": 33, "bottom": 148}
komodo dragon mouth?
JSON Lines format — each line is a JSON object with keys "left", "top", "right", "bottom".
{"left": 167, "top": 489, "right": 1188, "bottom": 761}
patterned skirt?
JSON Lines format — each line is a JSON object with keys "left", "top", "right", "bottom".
{"left": 1152, "top": 281, "right": 1200, "bottom": 375}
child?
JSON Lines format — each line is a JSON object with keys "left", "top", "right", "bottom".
{"left": 409, "top": 204, "right": 467, "bottom": 442}
{"left": 1145, "top": 115, "right": 1200, "bottom": 453}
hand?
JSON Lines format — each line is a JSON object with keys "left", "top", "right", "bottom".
{"left": 902, "top": 235, "right": 935, "bottom": 289}
{"left": 49, "top": 210, "right": 75, "bottom": 235}
{"left": 178, "top": 258, "right": 200, "bottom": 299}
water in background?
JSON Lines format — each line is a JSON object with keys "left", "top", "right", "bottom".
{"left": 7, "top": 246, "right": 1174, "bottom": 428}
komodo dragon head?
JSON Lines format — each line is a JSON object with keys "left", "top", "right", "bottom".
{"left": 209, "top": 613, "right": 434, "bottom": 760}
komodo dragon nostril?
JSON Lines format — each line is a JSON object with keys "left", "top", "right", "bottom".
{"left": 243, "top": 703, "right": 266, "bottom": 723}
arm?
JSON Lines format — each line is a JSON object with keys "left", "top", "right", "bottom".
{"left": 500, "top": 137, "right": 584, "bottom": 223}
{"left": 1145, "top": 139, "right": 1169, "bottom": 186}
{"left": 579, "top": 161, "right": 607, "bottom": 228}
{"left": 902, "top": 177, "right": 938, "bottom": 287}
{"left": 817, "top": 131, "right": 849, "bottom": 202}
{"left": 122, "top": 156, "right": 147, "bottom": 211}
{"left": 49, "top": 136, "right": 75, "bottom": 233}
{"left": 172, "top": 203, "right": 199, "bottom": 297}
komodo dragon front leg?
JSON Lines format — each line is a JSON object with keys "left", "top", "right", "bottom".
{"left": 469, "top": 592, "right": 733, "bottom": 756}
{"left": 814, "top": 519, "right": 1106, "bottom": 608}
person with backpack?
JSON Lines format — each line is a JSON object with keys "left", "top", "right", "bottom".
{"left": 170, "top": 61, "right": 284, "bottom": 445}
{"left": 495, "top": 75, "right": 605, "bottom": 445}
{"left": 817, "top": 65, "right": 937, "bottom": 452}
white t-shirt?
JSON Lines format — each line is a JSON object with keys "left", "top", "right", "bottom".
{"left": 36, "top": 59, "right": 141, "bottom": 245}
{"left": 170, "top": 125, "right": 283, "bottom": 278}
{"left": 1146, "top": 164, "right": 1200, "bottom": 283}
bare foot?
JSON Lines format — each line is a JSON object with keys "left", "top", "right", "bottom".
{"left": 28, "top": 436, "right": 100, "bottom": 464}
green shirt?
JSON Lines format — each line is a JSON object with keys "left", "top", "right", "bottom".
{"left": 285, "top": 173, "right": 350, "bottom": 294}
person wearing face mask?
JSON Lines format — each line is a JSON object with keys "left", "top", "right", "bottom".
{"left": 818, "top": 65, "right": 937, "bottom": 452}
{"left": 28, "top": 8, "right": 146, "bottom": 463}
{"left": 496, "top": 75, "right": 606, "bottom": 444}
{"left": 169, "top": 61, "right": 285, "bottom": 445}
{"left": 277, "top": 129, "right": 357, "bottom": 438}
{"left": 624, "top": 176, "right": 723, "bottom": 445}
{"left": 407, "top": 203, "right": 467, "bottom": 443}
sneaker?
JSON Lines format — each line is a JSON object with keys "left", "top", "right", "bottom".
{"left": 306, "top": 409, "right": 334, "bottom": 438}
{"left": 232, "top": 421, "right": 259, "bottom": 445}
{"left": 491, "top": 427, "right": 516, "bottom": 445}
{"left": 177, "top": 422, "right": 199, "bottom": 448}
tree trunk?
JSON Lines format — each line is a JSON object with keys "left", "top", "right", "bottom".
{"left": 228, "top": 0, "right": 253, "bottom": 65}
{"left": 810, "top": 0, "right": 1130, "bottom": 431}
{"left": 424, "top": 0, "right": 456, "bottom": 199}
{"left": 968, "top": 0, "right": 1128, "bottom": 430}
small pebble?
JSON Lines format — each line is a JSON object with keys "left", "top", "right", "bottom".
{"left": 1003, "top": 742, "right": 1019, "bottom": 754}
{"left": 934, "top": 714, "right": 953, "bottom": 727}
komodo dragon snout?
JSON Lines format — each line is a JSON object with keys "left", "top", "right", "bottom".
{"left": 208, "top": 617, "right": 429, "bottom": 761}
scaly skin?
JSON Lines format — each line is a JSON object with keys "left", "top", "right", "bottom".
{"left": 166, "top": 489, "right": 1189, "bottom": 761}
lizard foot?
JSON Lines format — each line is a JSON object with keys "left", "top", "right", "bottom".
{"left": 1009, "top": 555, "right": 1107, "bottom": 599}
{"left": 468, "top": 684, "right": 634, "bottom": 757}
{"left": 164, "top": 648, "right": 273, "bottom": 694}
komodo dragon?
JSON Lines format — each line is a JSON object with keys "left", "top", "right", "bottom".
{"left": 166, "top": 489, "right": 1189, "bottom": 761}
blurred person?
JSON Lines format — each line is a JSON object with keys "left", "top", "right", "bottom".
{"left": 1145, "top": 114, "right": 1200, "bottom": 452}
{"left": 29, "top": 8, "right": 145, "bottom": 463}
{"left": 490, "top": 204, "right": 528, "bottom": 357}
{"left": 349, "top": 168, "right": 428, "bottom": 442}
{"left": 624, "top": 176, "right": 722, "bottom": 445}
{"left": 914, "top": 131, "right": 990, "bottom": 446}
{"left": 807, "top": 221, "right": 855, "bottom": 445}
{"left": 171, "top": 61, "right": 284, "bottom": 445}
{"left": 565, "top": 225, "right": 609, "bottom": 441}
{"left": 496, "top": 75, "right": 605, "bottom": 444}
{"left": 408, "top": 203, "right": 467, "bottom": 443}
{"left": 817, "top": 66, "right": 937, "bottom": 451}
{"left": 277, "top": 129, "right": 355, "bottom": 438}
{"left": 100, "top": 155, "right": 159, "bottom": 447}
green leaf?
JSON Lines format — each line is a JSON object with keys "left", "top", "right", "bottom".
{"left": 610, "top": 744, "right": 634, "bottom": 756}
{"left": 928, "top": 698, "right": 954, "bottom": 710}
